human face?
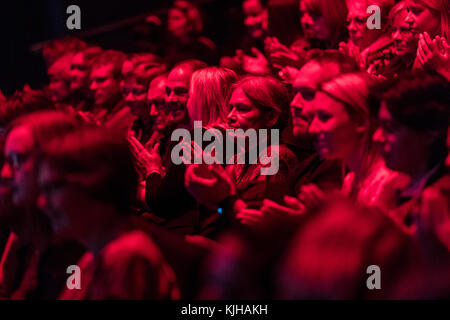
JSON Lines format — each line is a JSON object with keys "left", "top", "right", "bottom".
{"left": 90, "top": 64, "right": 122, "bottom": 108}
{"left": 48, "top": 74, "right": 72, "bottom": 103}
{"left": 404, "top": 1, "right": 440, "bottom": 37}
{"left": 373, "top": 102, "right": 431, "bottom": 175}
{"left": 123, "top": 77, "right": 148, "bottom": 118}
{"left": 347, "top": 0, "right": 382, "bottom": 49}
{"left": 291, "top": 62, "right": 339, "bottom": 139}
{"left": 392, "top": 9, "right": 420, "bottom": 58}
{"left": 227, "top": 87, "right": 272, "bottom": 131}
{"left": 243, "top": 0, "right": 268, "bottom": 39}
{"left": 70, "top": 52, "right": 90, "bottom": 92}
{"left": 37, "top": 161, "right": 93, "bottom": 240}
{"left": 308, "top": 92, "right": 362, "bottom": 161}
{"left": 300, "top": 2, "right": 330, "bottom": 41}
{"left": 149, "top": 80, "right": 171, "bottom": 132}
{"left": 168, "top": 8, "right": 190, "bottom": 39}
{"left": 1, "top": 126, "right": 37, "bottom": 208}
{"left": 165, "top": 67, "right": 191, "bottom": 124}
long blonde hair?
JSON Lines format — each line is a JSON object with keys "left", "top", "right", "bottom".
{"left": 187, "top": 67, "right": 238, "bottom": 127}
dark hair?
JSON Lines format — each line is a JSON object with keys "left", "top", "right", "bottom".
{"left": 231, "top": 76, "right": 291, "bottom": 130}
{"left": 306, "top": 49, "right": 359, "bottom": 74}
{"left": 40, "top": 127, "right": 138, "bottom": 214}
{"left": 91, "top": 50, "right": 127, "bottom": 79}
{"left": 0, "top": 89, "right": 55, "bottom": 130}
{"left": 382, "top": 72, "right": 450, "bottom": 167}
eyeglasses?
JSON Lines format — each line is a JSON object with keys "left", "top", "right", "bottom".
{"left": 294, "top": 86, "right": 317, "bottom": 101}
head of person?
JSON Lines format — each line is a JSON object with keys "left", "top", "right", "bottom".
{"left": 403, "top": 0, "right": 449, "bottom": 40}
{"left": 187, "top": 67, "right": 238, "bottom": 127}
{"left": 390, "top": 1, "right": 417, "bottom": 58}
{"left": 41, "top": 37, "right": 87, "bottom": 67}
{"left": 168, "top": 0, "right": 203, "bottom": 40}
{"left": 227, "top": 76, "right": 290, "bottom": 132}
{"left": 89, "top": 50, "right": 127, "bottom": 109}
{"left": 1, "top": 111, "right": 77, "bottom": 210}
{"left": 308, "top": 73, "right": 374, "bottom": 163}
{"left": 70, "top": 46, "right": 103, "bottom": 95}
{"left": 37, "top": 127, "right": 138, "bottom": 242}
{"left": 165, "top": 59, "right": 208, "bottom": 125}
{"left": 346, "top": 0, "right": 395, "bottom": 50}
{"left": 148, "top": 74, "right": 171, "bottom": 133}
{"left": 122, "top": 53, "right": 166, "bottom": 119}
{"left": 290, "top": 50, "right": 358, "bottom": 140}
{"left": 373, "top": 72, "right": 450, "bottom": 176}
{"left": 300, "top": 0, "right": 348, "bottom": 47}
{"left": 243, "top": 0, "right": 269, "bottom": 39}
{"left": 48, "top": 53, "right": 75, "bottom": 103}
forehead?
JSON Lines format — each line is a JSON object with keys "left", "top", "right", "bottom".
{"left": 229, "top": 87, "right": 252, "bottom": 105}
{"left": 91, "top": 64, "right": 114, "bottom": 78}
{"left": 167, "top": 67, "right": 191, "bottom": 87}
{"left": 72, "top": 53, "right": 85, "bottom": 65}
{"left": 123, "top": 77, "right": 146, "bottom": 89}
{"left": 347, "top": 0, "right": 367, "bottom": 15}
{"left": 243, "top": 0, "right": 264, "bottom": 13}
{"left": 314, "top": 92, "right": 346, "bottom": 113}
{"left": 148, "top": 81, "right": 166, "bottom": 99}
{"left": 5, "top": 126, "right": 34, "bottom": 154}
{"left": 295, "top": 62, "right": 338, "bottom": 88}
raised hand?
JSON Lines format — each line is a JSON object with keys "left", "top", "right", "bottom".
{"left": 416, "top": 32, "right": 450, "bottom": 80}
{"left": 127, "top": 135, "right": 163, "bottom": 177}
{"left": 239, "top": 47, "right": 271, "bottom": 75}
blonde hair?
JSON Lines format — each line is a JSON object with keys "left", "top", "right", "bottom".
{"left": 187, "top": 67, "right": 238, "bottom": 127}
{"left": 413, "top": 0, "right": 450, "bottom": 40}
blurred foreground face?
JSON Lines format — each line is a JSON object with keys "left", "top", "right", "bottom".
{"left": 1, "top": 126, "right": 37, "bottom": 208}
{"left": 48, "top": 73, "right": 72, "bottom": 103}
{"left": 37, "top": 161, "right": 90, "bottom": 239}
{"left": 70, "top": 52, "right": 90, "bottom": 92}
{"left": 373, "top": 102, "right": 430, "bottom": 175}
{"left": 149, "top": 78, "right": 171, "bottom": 132}
{"left": 299, "top": 1, "right": 330, "bottom": 41}
{"left": 90, "top": 64, "right": 122, "bottom": 107}
{"left": 227, "top": 87, "right": 266, "bottom": 131}
{"left": 347, "top": 0, "right": 382, "bottom": 49}
{"left": 123, "top": 77, "right": 148, "bottom": 118}
{"left": 308, "top": 92, "right": 361, "bottom": 160}
{"left": 165, "top": 67, "right": 190, "bottom": 124}
{"left": 243, "top": 0, "right": 268, "bottom": 39}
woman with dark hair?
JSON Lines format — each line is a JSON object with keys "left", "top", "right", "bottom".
{"left": 37, "top": 126, "right": 179, "bottom": 300}
{"left": 373, "top": 72, "right": 450, "bottom": 240}
{"left": 185, "top": 76, "right": 298, "bottom": 228}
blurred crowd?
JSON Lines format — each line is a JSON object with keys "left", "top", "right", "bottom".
{"left": 0, "top": 0, "right": 450, "bottom": 299}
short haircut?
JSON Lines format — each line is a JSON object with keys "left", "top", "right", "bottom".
{"left": 40, "top": 126, "right": 138, "bottom": 214}
{"left": 91, "top": 50, "right": 127, "bottom": 79}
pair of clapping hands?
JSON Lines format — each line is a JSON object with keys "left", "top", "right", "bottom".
{"left": 127, "top": 135, "right": 163, "bottom": 178}
{"left": 415, "top": 32, "right": 450, "bottom": 79}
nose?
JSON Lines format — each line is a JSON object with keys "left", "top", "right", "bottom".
{"left": 125, "top": 92, "right": 135, "bottom": 102}
{"left": 308, "top": 117, "right": 320, "bottom": 135}
{"left": 348, "top": 19, "right": 358, "bottom": 32}
{"left": 372, "top": 127, "right": 385, "bottom": 144}
{"left": 392, "top": 28, "right": 402, "bottom": 41}
{"left": 301, "top": 12, "right": 314, "bottom": 26}
{"left": 404, "top": 11, "right": 415, "bottom": 24}
{"left": 150, "top": 103, "right": 159, "bottom": 117}
{"left": 0, "top": 162, "right": 13, "bottom": 181}
{"left": 227, "top": 108, "right": 237, "bottom": 124}
{"left": 291, "top": 93, "right": 304, "bottom": 109}
{"left": 90, "top": 81, "right": 98, "bottom": 91}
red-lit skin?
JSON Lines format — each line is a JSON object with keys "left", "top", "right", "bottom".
{"left": 168, "top": 8, "right": 191, "bottom": 41}
{"left": 123, "top": 77, "right": 148, "bottom": 119}
{"left": 299, "top": 1, "right": 331, "bottom": 41}
{"left": 90, "top": 64, "right": 122, "bottom": 108}
{"left": 291, "top": 61, "right": 340, "bottom": 141}
{"left": 404, "top": 1, "right": 440, "bottom": 38}
{"left": 347, "top": 0, "right": 383, "bottom": 50}
{"left": 70, "top": 52, "right": 90, "bottom": 94}
{"left": 165, "top": 67, "right": 191, "bottom": 124}
{"left": 37, "top": 160, "right": 129, "bottom": 254}
{"left": 149, "top": 78, "right": 171, "bottom": 133}
{"left": 227, "top": 87, "right": 277, "bottom": 132}
{"left": 373, "top": 102, "right": 432, "bottom": 180}
{"left": 243, "top": 0, "right": 268, "bottom": 39}
{"left": 1, "top": 126, "right": 38, "bottom": 209}
{"left": 48, "top": 74, "right": 72, "bottom": 103}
